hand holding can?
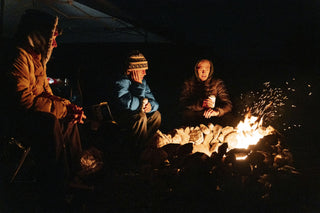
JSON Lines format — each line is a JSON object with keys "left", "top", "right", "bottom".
{"left": 141, "top": 98, "right": 148, "bottom": 112}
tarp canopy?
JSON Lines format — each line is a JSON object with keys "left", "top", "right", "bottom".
{"left": 1, "top": 0, "right": 168, "bottom": 43}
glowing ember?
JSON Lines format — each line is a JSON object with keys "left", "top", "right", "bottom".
{"left": 236, "top": 155, "right": 248, "bottom": 160}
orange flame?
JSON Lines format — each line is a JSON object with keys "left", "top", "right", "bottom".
{"left": 228, "top": 112, "right": 274, "bottom": 151}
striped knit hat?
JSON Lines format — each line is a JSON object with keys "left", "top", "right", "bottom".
{"left": 126, "top": 50, "right": 148, "bottom": 74}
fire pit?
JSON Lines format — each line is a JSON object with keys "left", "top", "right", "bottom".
{"left": 141, "top": 111, "right": 299, "bottom": 203}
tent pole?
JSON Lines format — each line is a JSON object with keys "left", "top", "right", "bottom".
{"left": 0, "top": 0, "right": 4, "bottom": 36}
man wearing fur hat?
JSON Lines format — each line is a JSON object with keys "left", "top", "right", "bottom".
{"left": 0, "top": 9, "right": 86, "bottom": 204}
{"left": 113, "top": 50, "right": 161, "bottom": 149}
{"left": 180, "top": 59, "right": 232, "bottom": 126}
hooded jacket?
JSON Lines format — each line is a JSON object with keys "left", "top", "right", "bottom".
{"left": 2, "top": 10, "right": 70, "bottom": 119}
{"left": 180, "top": 61, "right": 232, "bottom": 117}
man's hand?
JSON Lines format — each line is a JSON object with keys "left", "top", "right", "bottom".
{"left": 203, "top": 108, "right": 219, "bottom": 118}
{"left": 131, "top": 70, "right": 144, "bottom": 84}
{"left": 143, "top": 102, "right": 152, "bottom": 113}
{"left": 202, "top": 98, "right": 215, "bottom": 108}
{"left": 67, "top": 104, "right": 87, "bottom": 124}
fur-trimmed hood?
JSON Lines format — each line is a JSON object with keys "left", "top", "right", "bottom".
{"left": 14, "top": 9, "right": 58, "bottom": 65}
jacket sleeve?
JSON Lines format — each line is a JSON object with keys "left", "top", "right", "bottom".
{"left": 180, "top": 81, "right": 204, "bottom": 111}
{"left": 215, "top": 80, "right": 232, "bottom": 117}
{"left": 11, "top": 50, "right": 69, "bottom": 119}
{"left": 33, "top": 94, "right": 70, "bottom": 119}
{"left": 145, "top": 83, "right": 159, "bottom": 113}
{"left": 115, "top": 78, "right": 141, "bottom": 111}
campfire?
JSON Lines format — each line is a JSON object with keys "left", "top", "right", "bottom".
{"left": 142, "top": 80, "right": 305, "bottom": 172}
{"left": 141, "top": 109, "right": 298, "bottom": 200}
{"left": 150, "top": 111, "right": 276, "bottom": 159}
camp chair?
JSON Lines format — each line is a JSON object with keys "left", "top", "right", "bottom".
{"left": 0, "top": 121, "right": 33, "bottom": 184}
{"left": 8, "top": 138, "right": 31, "bottom": 183}
{"left": 85, "top": 101, "right": 118, "bottom": 131}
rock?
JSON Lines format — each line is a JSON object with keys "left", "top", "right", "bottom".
{"left": 189, "top": 128, "right": 204, "bottom": 145}
{"left": 212, "top": 124, "right": 223, "bottom": 140}
{"left": 200, "top": 124, "right": 210, "bottom": 135}
{"left": 154, "top": 130, "right": 172, "bottom": 148}
{"left": 174, "top": 128, "right": 190, "bottom": 145}
{"left": 140, "top": 147, "right": 168, "bottom": 168}
{"left": 218, "top": 126, "right": 234, "bottom": 142}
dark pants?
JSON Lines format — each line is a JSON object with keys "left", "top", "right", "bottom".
{"left": 2, "top": 111, "right": 82, "bottom": 207}
{"left": 119, "top": 110, "right": 161, "bottom": 148}
{"left": 13, "top": 111, "right": 82, "bottom": 185}
{"left": 181, "top": 109, "right": 236, "bottom": 127}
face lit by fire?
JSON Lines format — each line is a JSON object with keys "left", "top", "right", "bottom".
{"left": 45, "top": 30, "right": 59, "bottom": 64}
{"left": 196, "top": 60, "right": 211, "bottom": 81}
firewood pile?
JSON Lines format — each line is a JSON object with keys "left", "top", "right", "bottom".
{"left": 140, "top": 122, "right": 300, "bottom": 202}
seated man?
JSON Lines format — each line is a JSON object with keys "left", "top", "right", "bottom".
{"left": 179, "top": 58, "right": 232, "bottom": 127}
{"left": 0, "top": 9, "right": 86, "bottom": 206}
{"left": 113, "top": 50, "right": 161, "bottom": 149}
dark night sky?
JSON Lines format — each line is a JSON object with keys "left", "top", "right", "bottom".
{"left": 57, "top": 0, "right": 320, "bottom": 108}
{"left": 79, "top": 0, "right": 320, "bottom": 61}
{"left": 68, "top": 1, "right": 320, "bottom": 134}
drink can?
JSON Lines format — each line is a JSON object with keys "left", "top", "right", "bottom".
{"left": 141, "top": 98, "right": 148, "bottom": 112}
{"left": 209, "top": 95, "right": 216, "bottom": 108}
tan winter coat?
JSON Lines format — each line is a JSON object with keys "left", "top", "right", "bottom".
{"left": 11, "top": 47, "right": 70, "bottom": 119}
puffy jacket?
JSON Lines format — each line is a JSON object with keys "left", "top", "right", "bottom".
{"left": 1, "top": 10, "right": 70, "bottom": 119}
{"left": 7, "top": 47, "right": 70, "bottom": 118}
{"left": 180, "top": 77, "right": 232, "bottom": 117}
{"left": 114, "top": 76, "right": 159, "bottom": 113}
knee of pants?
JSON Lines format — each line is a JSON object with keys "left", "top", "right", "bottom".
{"left": 149, "top": 111, "right": 161, "bottom": 123}
{"left": 135, "top": 111, "right": 148, "bottom": 124}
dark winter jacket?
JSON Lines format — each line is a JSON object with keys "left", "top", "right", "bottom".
{"left": 180, "top": 75, "right": 232, "bottom": 117}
